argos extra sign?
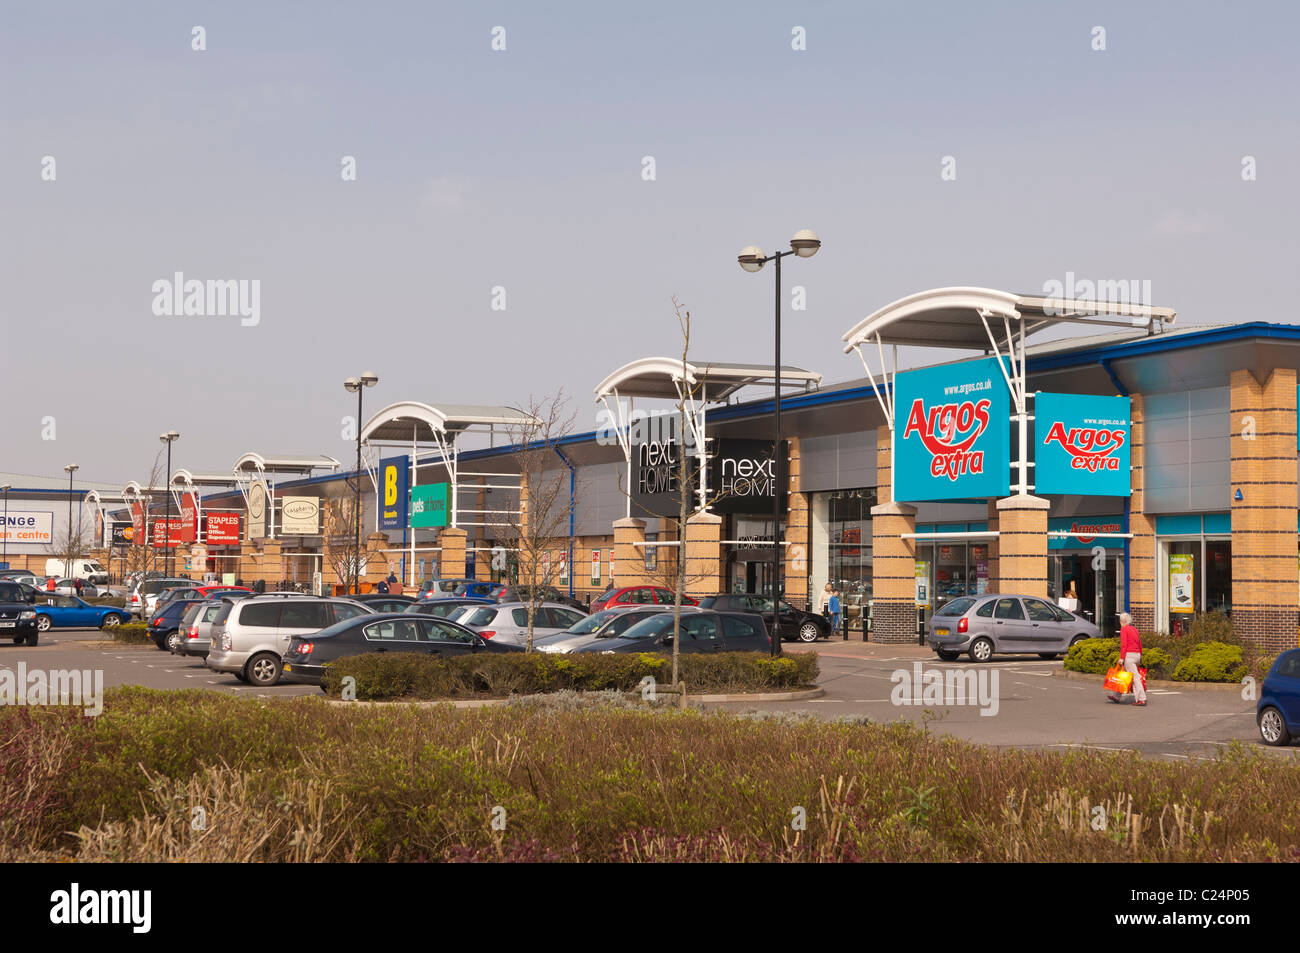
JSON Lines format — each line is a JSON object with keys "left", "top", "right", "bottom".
{"left": 894, "top": 357, "right": 1010, "bottom": 502}
{"left": 1034, "top": 393, "right": 1130, "bottom": 497}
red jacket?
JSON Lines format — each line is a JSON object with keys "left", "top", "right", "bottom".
{"left": 1120, "top": 624, "right": 1142, "bottom": 656}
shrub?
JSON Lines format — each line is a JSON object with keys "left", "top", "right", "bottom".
{"left": 1063, "top": 638, "right": 1118, "bottom": 674}
{"left": 108, "top": 622, "right": 152, "bottom": 645}
{"left": 321, "top": 650, "right": 820, "bottom": 700}
{"left": 1185, "top": 610, "right": 1237, "bottom": 645}
{"left": 1171, "top": 641, "right": 1246, "bottom": 683}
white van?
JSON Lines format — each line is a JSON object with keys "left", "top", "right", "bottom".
{"left": 44, "top": 558, "right": 109, "bottom": 585}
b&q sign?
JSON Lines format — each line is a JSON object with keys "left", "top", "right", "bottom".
{"left": 1034, "top": 393, "right": 1131, "bottom": 497}
{"left": 895, "top": 357, "right": 1009, "bottom": 502}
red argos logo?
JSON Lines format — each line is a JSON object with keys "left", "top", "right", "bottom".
{"left": 1043, "top": 422, "right": 1125, "bottom": 471}
{"left": 902, "top": 398, "right": 991, "bottom": 480}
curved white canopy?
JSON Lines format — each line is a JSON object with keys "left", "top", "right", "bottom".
{"left": 595, "top": 357, "right": 821, "bottom": 403}
{"left": 171, "top": 468, "right": 238, "bottom": 488}
{"left": 360, "top": 401, "right": 538, "bottom": 444}
{"left": 232, "top": 452, "right": 340, "bottom": 474}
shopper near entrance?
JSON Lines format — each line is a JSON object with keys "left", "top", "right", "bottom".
{"left": 1117, "top": 612, "right": 1146, "bottom": 706}
{"left": 828, "top": 588, "right": 842, "bottom": 633}
{"left": 1058, "top": 580, "right": 1079, "bottom": 614}
{"left": 376, "top": 576, "right": 389, "bottom": 594}
{"left": 819, "top": 582, "right": 832, "bottom": 617}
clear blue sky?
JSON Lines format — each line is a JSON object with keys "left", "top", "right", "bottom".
{"left": 3, "top": 0, "right": 1296, "bottom": 484}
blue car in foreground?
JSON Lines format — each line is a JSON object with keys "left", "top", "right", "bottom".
{"left": 1257, "top": 648, "right": 1300, "bottom": 746}
{"left": 32, "top": 595, "right": 132, "bottom": 633}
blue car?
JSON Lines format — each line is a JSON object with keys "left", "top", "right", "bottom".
{"left": 1257, "top": 648, "right": 1300, "bottom": 746}
{"left": 32, "top": 595, "right": 132, "bottom": 633}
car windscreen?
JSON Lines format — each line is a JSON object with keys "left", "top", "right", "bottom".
{"left": 695, "top": 597, "right": 718, "bottom": 609}
{"left": 564, "top": 610, "right": 619, "bottom": 634}
{"left": 461, "top": 607, "right": 497, "bottom": 627}
{"left": 935, "top": 597, "right": 977, "bottom": 617}
{"left": 617, "top": 615, "right": 672, "bottom": 641}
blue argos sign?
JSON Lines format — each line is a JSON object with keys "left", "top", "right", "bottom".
{"left": 379, "top": 455, "right": 410, "bottom": 530}
{"left": 894, "top": 356, "right": 1010, "bottom": 502}
{"left": 1034, "top": 393, "right": 1130, "bottom": 496}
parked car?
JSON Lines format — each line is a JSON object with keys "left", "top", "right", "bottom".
{"left": 147, "top": 598, "right": 195, "bottom": 651}
{"left": 926, "top": 594, "right": 1100, "bottom": 662}
{"left": 1257, "top": 648, "right": 1300, "bottom": 746}
{"left": 0, "top": 580, "right": 39, "bottom": 645}
{"left": 493, "top": 585, "right": 586, "bottom": 611}
{"left": 205, "top": 595, "right": 375, "bottom": 687}
{"left": 697, "top": 594, "right": 831, "bottom": 643}
{"left": 417, "top": 578, "right": 482, "bottom": 599}
{"left": 403, "top": 597, "right": 493, "bottom": 619}
{"left": 451, "top": 581, "right": 508, "bottom": 600}
{"left": 571, "top": 610, "right": 771, "bottom": 654}
{"left": 130, "top": 577, "right": 198, "bottom": 617}
{"left": 30, "top": 594, "right": 132, "bottom": 633}
{"left": 535, "top": 605, "right": 698, "bottom": 654}
{"left": 281, "top": 613, "right": 523, "bottom": 686}
{"left": 177, "top": 599, "right": 237, "bottom": 659}
{"left": 51, "top": 578, "right": 100, "bottom": 598}
{"left": 156, "top": 585, "right": 253, "bottom": 612}
{"left": 455, "top": 601, "right": 589, "bottom": 646}
{"left": 0, "top": 571, "right": 42, "bottom": 587}
{"left": 352, "top": 593, "right": 417, "bottom": 613}
{"left": 590, "top": 585, "right": 699, "bottom": 612}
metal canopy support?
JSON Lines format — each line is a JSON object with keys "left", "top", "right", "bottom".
{"left": 977, "top": 307, "right": 1032, "bottom": 495}
{"left": 848, "top": 332, "right": 899, "bottom": 500}
{"left": 598, "top": 389, "right": 634, "bottom": 519}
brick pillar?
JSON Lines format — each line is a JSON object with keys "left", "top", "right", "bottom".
{"left": 986, "top": 500, "right": 1000, "bottom": 591}
{"left": 869, "top": 500, "right": 916, "bottom": 643}
{"left": 439, "top": 527, "right": 467, "bottom": 580}
{"left": 474, "top": 481, "right": 492, "bottom": 581}
{"left": 876, "top": 426, "right": 892, "bottom": 505}
{"left": 1230, "top": 368, "right": 1299, "bottom": 653}
{"left": 238, "top": 541, "right": 258, "bottom": 584}
{"left": 784, "top": 437, "right": 810, "bottom": 608}
{"left": 995, "top": 495, "right": 1049, "bottom": 598}
{"left": 361, "top": 532, "right": 390, "bottom": 591}
{"left": 259, "top": 538, "right": 283, "bottom": 586}
{"left": 1128, "top": 394, "right": 1158, "bottom": 631}
{"left": 685, "top": 511, "right": 723, "bottom": 598}
{"left": 613, "top": 517, "right": 647, "bottom": 588}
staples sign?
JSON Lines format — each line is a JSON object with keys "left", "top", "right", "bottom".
{"left": 1034, "top": 393, "right": 1131, "bottom": 497}
{"left": 894, "top": 357, "right": 1010, "bottom": 502}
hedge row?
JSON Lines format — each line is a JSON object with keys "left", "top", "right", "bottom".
{"left": 321, "top": 650, "right": 820, "bottom": 700}
{"left": 1064, "top": 636, "right": 1259, "bottom": 682}
{"left": 107, "top": 622, "right": 154, "bottom": 645}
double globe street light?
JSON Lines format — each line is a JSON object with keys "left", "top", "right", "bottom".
{"left": 738, "top": 229, "right": 821, "bottom": 656}
{"left": 160, "top": 431, "right": 180, "bottom": 576}
{"left": 344, "top": 373, "right": 379, "bottom": 595}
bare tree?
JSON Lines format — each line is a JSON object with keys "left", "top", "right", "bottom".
{"left": 323, "top": 494, "right": 363, "bottom": 594}
{"left": 45, "top": 525, "right": 89, "bottom": 578}
{"left": 497, "top": 391, "right": 577, "bottom": 651}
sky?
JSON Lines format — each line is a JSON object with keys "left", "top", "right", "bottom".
{"left": 3, "top": 0, "right": 1297, "bottom": 486}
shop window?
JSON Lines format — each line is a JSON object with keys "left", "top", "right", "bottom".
{"left": 1205, "top": 540, "right": 1231, "bottom": 614}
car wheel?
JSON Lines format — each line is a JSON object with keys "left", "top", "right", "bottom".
{"left": 35, "top": 614, "right": 52, "bottom": 632}
{"left": 25, "top": 631, "right": 39, "bottom": 647}
{"left": 1069, "top": 635, "right": 1090, "bottom": 648}
{"left": 101, "top": 614, "right": 121, "bottom": 630}
{"left": 968, "top": 637, "right": 994, "bottom": 663}
{"left": 233, "top": 670, "right": 248, "bottom": 683}
{"left": 11, "top": 637, "right": 22, "bottom": 644}
{"left": 936, "top": 650, "right": 960, "bottom": 662}
{"left": 1038, "top": 652, "right": 1059, "bottom": 660}
{"left": 798, "top": 622, "right": 820, "bottom": 643}
{"left": 246, "top": 652, "right": 282, "bottom": 687}
{"left": 1259, "top": 706, "right": 1291, "bottom": 747}
{"left": 166, "top": 630, "right": 182, "bottom": 653}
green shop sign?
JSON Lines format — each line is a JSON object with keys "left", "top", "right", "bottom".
{"left": 410, "top": 483, "right": 449, "bottom": 529}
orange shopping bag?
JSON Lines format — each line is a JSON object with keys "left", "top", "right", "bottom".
{"left": 1103, "top": 665, "right": 1133, "bottom": 693}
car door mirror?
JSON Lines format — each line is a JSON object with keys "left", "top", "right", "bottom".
{"left": 659, "top": 633, "right": 673, "bottom": 645}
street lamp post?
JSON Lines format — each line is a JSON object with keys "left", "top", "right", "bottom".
{"left": 63, "top": 464, "right": 79, "bottom": 578}
{"left": 1, "top": 484, "right": 10, "bottom": 570}
{"left": 344, "top": 372, "right": 379, "bottom": 595}
{"left": 738, "top": 229, "right": 821, "bottom": 656}
{"left": 160, "top": 432, "right": 180, "bottom": 576}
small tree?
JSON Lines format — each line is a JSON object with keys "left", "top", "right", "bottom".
{"left": 498, "top": 391, "right": 577, "bottom": 651}
{"left": 323, "top": 494, "right": 363, "bottom": 594}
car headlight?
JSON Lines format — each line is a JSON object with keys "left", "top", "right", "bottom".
{"left": 20, "top": 611, "right": 35, "bottom": 620}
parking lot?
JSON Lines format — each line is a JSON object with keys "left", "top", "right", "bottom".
{"left": 3, "top": 627, "right": 1291, "bottom": 762}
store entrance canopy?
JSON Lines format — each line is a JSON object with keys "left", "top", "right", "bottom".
{"left": 594, "top": 358, "right": 822, "bottom": 514}
{"left": 231, "top": 453, "right": 339, "bottom": 540}
{"left": 840, "top": 287, "right": 1176, "bottom": 498}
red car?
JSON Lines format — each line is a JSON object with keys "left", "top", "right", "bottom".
{"left": 590, "top": 586, "right": 698, "bottom": 612}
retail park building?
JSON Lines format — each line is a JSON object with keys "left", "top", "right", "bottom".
{"left": 6, "top": 287, "right": 1300, "bottom": 653}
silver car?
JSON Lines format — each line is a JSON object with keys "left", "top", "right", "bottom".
{"left": 457, "top": 601, "right": 588, "bottom": 646}
{"left": 205, "top": 595, "right": 374, "bottom": 686}
{"left": 926, "top": 594, "right": 1100, "bottom": 662}
{"left": 176, "top": 598, "right": 245, "bottom": 658}
{"left": 535, "top": 605, "right": 697, "bottom": 654}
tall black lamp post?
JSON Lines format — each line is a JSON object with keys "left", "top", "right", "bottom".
{"left": 63, "top": 464, "right": 79, "bottom": 577}
{"left": 738, "top": 229, "right": 821, "bottom": 656}
{"left": 344, "top": 372, "right": 379, "bottom": 595}
{"left": 1, "top": 484, "right": 10, "bottom": 570}
{"left": 160, "top": 431, "right": 180, "bottom": 576}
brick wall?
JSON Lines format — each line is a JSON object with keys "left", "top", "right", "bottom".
{"left": 869, "top": 500, "right": 916, "bottom": 643}
{"left": 995, "top": 495, "right": 1049, "bottom": 599}
{"left": 1128, "top": 394, "right": 1157, "bottom": 631}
